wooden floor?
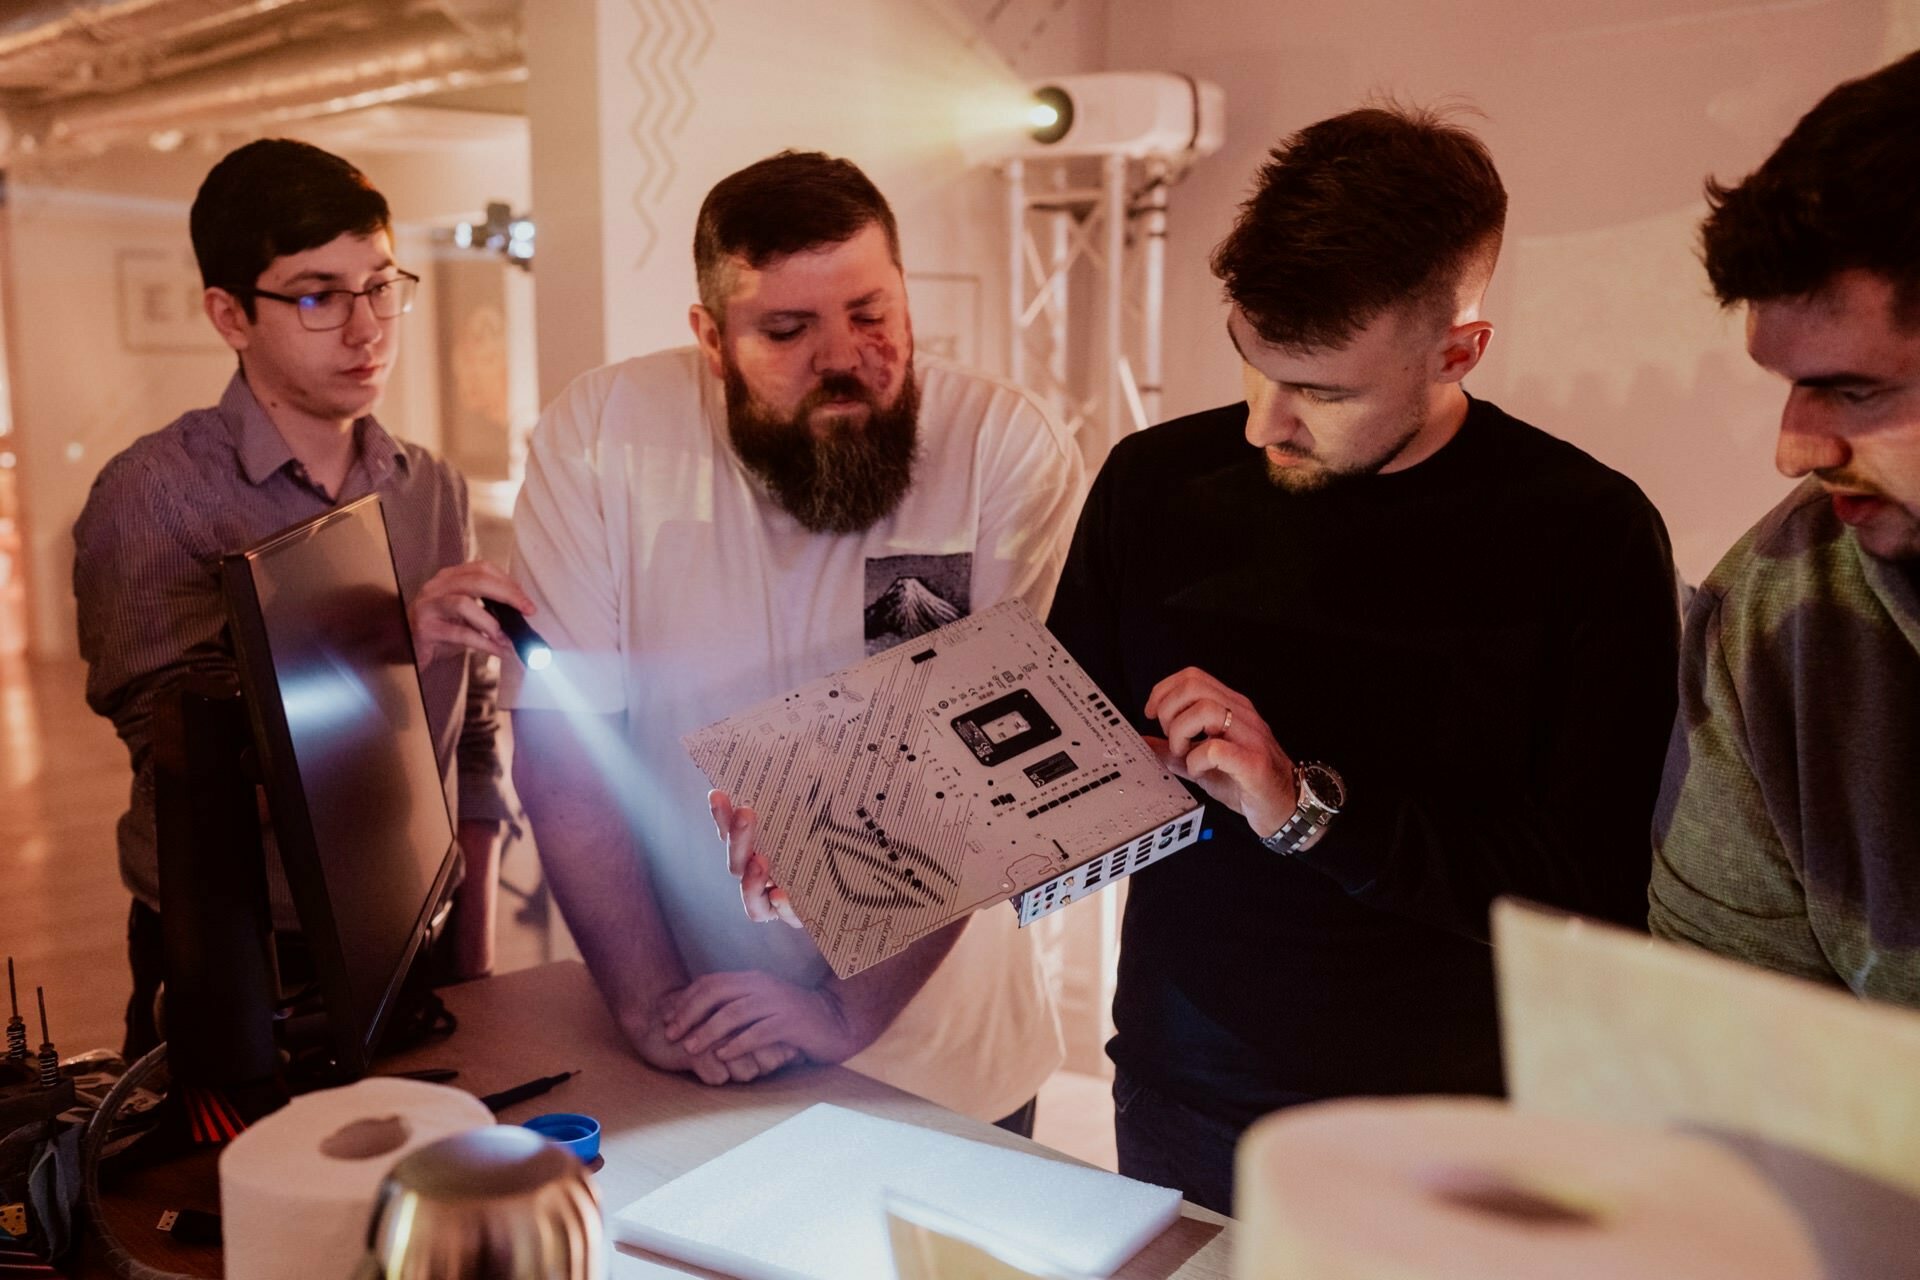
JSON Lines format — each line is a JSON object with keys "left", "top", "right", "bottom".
{"left": 0, "top": 651, "right": 1116, "bottom": 1169}
{"left": 2, "top": 653, "right": 132, "bottom": 1057}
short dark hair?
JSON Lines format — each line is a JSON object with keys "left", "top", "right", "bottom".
{"left": 693, "top": 150, "right": 901, "bottom": 324}
{"left": 1700, "top": 50, "right": 1920, "bottom": 327}
{"left": 190, "top": 138, "right": 390, "bottom": 318}
{"left": 1211, "top": 104, "right": 1507, "bottom": 351}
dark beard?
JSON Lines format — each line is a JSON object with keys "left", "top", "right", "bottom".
{"left": 1264, "top": 405, "right": 1426, "bottom": 494}
{"left": 724, "top": 361, "right": 921, "bottom": 534}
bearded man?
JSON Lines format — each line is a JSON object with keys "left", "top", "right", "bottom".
{"left": 504, "top": 151, "right": 1077, "bottom": 1130}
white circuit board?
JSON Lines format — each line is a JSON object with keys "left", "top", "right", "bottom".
{"left": 683, "top": 600, "right": 1206, "bottom": 978}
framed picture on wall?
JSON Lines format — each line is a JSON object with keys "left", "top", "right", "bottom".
{"left": 116, "top": 249, "right": 225, "bottom": 353}
{"left": 433, "top": 255, "right": 514, "bottom": 482}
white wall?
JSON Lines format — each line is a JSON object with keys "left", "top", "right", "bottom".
{"left": 1107, "top": 0, "right": 1919, "bottom": 580}
{"left": 526, "top": 0, "right": 1110, "bottom": 402}
{"left": 3, "top": 153, "right": 236, "bottom": 658}
{"left": 2, "top": 120, "right": 531, "bottom": 656}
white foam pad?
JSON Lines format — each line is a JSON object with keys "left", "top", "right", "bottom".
{"left": 611, "top": 1104, "right": 1181, "bottom": 1279}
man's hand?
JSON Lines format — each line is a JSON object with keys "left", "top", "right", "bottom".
{"left": 659, "top": 971, "right": 874, "bottom": 1066}
{"left": 710, "top": 790, "right": 802, "bottom": 927}
{"left": 619, "top": 999, "right": 800, "bottom": 1086}
{"left": 409, "top": 560, "right": 537, "bottom": 666}
{"left": 1146, "top": 667, "right": 1298, "bottom": 839}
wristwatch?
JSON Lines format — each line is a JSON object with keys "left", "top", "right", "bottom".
{"left": 1260, "top": 761, "right": 1346, "bottom": 856}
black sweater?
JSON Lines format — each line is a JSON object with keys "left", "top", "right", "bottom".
{"left": 1047, "top": 395, "right": 1680, "bottom": 1124}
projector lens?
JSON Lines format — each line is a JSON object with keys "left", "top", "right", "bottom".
{"left": 1028, "top": 86, "right": 1073, "bottom": 144}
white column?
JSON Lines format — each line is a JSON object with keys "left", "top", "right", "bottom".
{"left": 1139, "top": 158, "right": 1170, "bottom": 429}
{"left": 1101, "top": 153, "right": 1127, "bottom": 454}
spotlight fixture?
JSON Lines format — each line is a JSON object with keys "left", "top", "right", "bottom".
{"left": 1016, "top": 72, "right": 1224, "bottom": 160}
{"left": 1027, "top": 85, "right": 1073, "bottom": 145}
{"left": 449, "top": 201, "right": 535, "bottom": 270}
{"left": 481, "top": 599, "right": 552, "bottom": 671}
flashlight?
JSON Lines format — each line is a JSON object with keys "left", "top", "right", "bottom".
{"left": 481, "top": 598, "right": 552, "bottom": 671}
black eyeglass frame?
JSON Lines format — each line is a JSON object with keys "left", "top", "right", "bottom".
{"left": 236, "top": 269, "right": 422, "bottom": 331}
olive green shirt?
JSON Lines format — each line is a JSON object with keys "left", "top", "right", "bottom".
{"left": 1651, "top": 478, "right": 1920, "bottom": 1007}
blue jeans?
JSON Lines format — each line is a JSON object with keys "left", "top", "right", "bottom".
{"left": 1112, "top": 1067, "right": 1249, "bottom": 1215}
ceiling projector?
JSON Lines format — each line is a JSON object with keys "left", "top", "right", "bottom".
{"left": 1019, "top": 71, "right": 1225, "bottom": 159}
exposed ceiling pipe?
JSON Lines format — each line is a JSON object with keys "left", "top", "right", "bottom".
{"left": 429, "top": 0, "right": 518, "bottom": 38}
{"left": 0, "top": 0, "right": 314, "bottom": 77}
{"left": 9, "top": 7, "right": 521, "bottom": 155}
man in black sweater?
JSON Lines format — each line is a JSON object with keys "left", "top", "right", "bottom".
{"left": 1046, "top": 106, "right": 1681, "bottom": 1213}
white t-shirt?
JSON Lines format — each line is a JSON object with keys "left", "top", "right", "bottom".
{"left": 505, "top": 347, "right": 1080, "bottom": 1120}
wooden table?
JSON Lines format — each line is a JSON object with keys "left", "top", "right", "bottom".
{"left": 85, "top": 961, "right": 1232, "bottom": 1278}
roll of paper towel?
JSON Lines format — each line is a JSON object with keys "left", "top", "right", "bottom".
{"left": 220, "top": 1077, "right": 494, "bottom": 1279}
{"left": 1234, "top": 1098, "right": 1823, "bottom": 1280}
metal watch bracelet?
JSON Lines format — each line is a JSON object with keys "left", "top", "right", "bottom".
{"left": 1259, "top": 761, "right": 1344, "bottom": 856}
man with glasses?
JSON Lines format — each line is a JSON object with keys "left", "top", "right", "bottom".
{"left": 73, "top": 139, "right": 529, "bottom": 1058}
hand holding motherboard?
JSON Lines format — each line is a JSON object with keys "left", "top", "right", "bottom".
{"left": 709, "top": 789, "right": 802, "bottom": 928}
{"left": 686, "top": 601, "right": 1206, "bottom": 978}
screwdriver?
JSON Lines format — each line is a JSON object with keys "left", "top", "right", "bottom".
{"left": 479, "top": 1070, "right": 577, "bottom": 1113}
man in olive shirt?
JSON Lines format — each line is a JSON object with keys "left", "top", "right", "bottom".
{"left": 1651, "top": 51, "right": 1920, "bottom": 1008}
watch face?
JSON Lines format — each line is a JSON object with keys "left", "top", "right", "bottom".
{"left": 1301, "top": 763, "right": 1345, "bottom": 812}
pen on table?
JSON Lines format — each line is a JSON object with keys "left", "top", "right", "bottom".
{"left": 480, "top": 1070, "right": 578, "bottom": 1113}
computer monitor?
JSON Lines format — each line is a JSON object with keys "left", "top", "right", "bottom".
{"left": 219, "top": 492, "right": 460, "bottom": 1080}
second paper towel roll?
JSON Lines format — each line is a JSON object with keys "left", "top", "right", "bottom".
{"left": 219, "top": 1077, "right": 494, "bottom": 1279}
{"left": 1235, "top": 1097, "right": 1823, "bottom": 1280}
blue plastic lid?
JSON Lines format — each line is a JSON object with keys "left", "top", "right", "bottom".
{"left": 521, "top": 1111, "right": 601, "bottom": 1163}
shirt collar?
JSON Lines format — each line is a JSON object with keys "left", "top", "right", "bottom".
{"left": 218, "top": 369, "right": 410, "bottom": 489}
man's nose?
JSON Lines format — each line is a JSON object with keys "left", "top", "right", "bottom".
{"left": 1775, "top": 392, "right": 1851, "bottom": 479}
{"left": 1243, "top": 392, "right": 1300, "bottom": 450}
{"left": 341, "top": 291, "right": 382, "bottom": 344}
{"left": 813, "top": 323, "right": 860, "bottom": 374}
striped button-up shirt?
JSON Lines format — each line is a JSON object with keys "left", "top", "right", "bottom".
{"left": 73, "top": 371, "right": 508, "bottom": 910}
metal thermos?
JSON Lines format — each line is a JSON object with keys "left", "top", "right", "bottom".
{"left": 357, "top": 1124, "right": 607, "bottom": 1279}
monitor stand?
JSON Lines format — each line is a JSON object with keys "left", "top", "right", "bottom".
{"left": 96, "top": 679, "right": 460, "bottom": 1221}
{"left": 148, "top": 679, "right": 459, "bottom": 1114}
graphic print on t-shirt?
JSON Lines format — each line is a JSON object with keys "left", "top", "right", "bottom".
{"left": 864, "top": 553, "right": 971, "bottom": 654}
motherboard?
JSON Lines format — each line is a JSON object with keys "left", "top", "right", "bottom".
{"left": 683, "top": 600, "right": 1206, "bottom": 977}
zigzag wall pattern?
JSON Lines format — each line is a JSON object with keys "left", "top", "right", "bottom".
{"left": 625, "top": 0, "right": 715, "bottom": 269}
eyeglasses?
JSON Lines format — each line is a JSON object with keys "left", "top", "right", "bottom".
{"left": 239, "top": 270, "right": 421, "bottom": 332}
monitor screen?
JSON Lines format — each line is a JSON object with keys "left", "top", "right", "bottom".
{"left": 221, "top": 493, "right": 458, "bottom": 1078}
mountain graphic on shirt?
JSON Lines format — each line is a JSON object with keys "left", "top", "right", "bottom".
{"left": 865, "top": 576, "right": 962, "bottom": 641}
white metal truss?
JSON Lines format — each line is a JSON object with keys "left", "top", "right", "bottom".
{"left": 1000, "top": 146, "right": 1206, "bottom": 1056}
{"left": 1004, "top": 150, "right": 1193, "bottom": 463}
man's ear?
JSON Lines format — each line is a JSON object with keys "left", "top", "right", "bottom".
{"left": 1433, "top": 319, "right": 1493, "bottom": 385}
{"left": 689, "top": 304, "right": 730, "bottom": 379}
{"left": 204, "top": 287, "right": 251, "bottom": 353}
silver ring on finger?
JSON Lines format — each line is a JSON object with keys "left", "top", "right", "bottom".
{"left": 1221, "top": 706, "right": 1233, "bottom": 734}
